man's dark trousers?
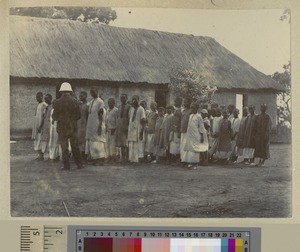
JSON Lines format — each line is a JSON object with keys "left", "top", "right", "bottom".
{"left": 59, "top": 129, "right": 82, "bottom": 169}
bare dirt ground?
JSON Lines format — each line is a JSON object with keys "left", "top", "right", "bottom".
{"left": 10, "top": 140, "right": 291, "bottom": 218}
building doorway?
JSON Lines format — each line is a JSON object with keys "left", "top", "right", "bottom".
{"left": 236, "top": 94, "right": 248, "bottom": 113}
{"left": 155, "top": 90, "right": 167, "bottom": 108}
{"left": 236, "top": 94, "right": 243, "bottom": 114}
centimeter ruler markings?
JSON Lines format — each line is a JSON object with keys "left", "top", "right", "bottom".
{"left": 20, "top": 226, "right": 42, "bottom": 252}
{"left": 43, "top": 225, "right": 66, "bottom": 251}
{"left": 20, "top": 225, "right": 67, "bottom": 252}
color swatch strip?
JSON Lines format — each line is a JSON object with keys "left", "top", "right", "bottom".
{"left": 84, "top": 238, "right": 244, "bottom": 252}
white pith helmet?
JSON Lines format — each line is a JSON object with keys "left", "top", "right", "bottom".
{"left": 59, "top": 82, "right": 73, "bottom": 92}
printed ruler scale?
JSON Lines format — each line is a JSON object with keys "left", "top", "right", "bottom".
{"left": 20, "top": 226, "right": 260, "bottom": 252}
{"left": 20, "top": 225, "right": 67, "bottom": 252}
{"left": 20, "top": 226, "right": 42, "bottom": 252}
{"left": 43, "top": 226, "right": 66, "bottom": 251}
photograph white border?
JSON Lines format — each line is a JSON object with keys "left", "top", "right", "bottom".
{"left": 1, "top": 0, "right": 300, "bottom": 251}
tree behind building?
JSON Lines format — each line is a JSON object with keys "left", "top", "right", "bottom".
{"left": 10, "top": 7, "right": 117, "bottom": 24}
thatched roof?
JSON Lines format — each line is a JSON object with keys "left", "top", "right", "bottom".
{"left": 10, "top": 15, "right": 283, "bottom": 91}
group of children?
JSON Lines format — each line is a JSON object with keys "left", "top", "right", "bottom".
{"left": 32, "top": 87, "right": 272, "bottom": 169}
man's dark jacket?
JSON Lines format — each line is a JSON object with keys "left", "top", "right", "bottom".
{"left": 52, "top": 93, "right": 81, "bottom": 137}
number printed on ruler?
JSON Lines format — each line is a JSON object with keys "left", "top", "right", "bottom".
{"left": 20, "top": 226, "right": 43, "bottom": 252}
{"left": 77, "top": 230, "right": 249, "bottom": 239}
{"left": 20, "top": 225, "right": 67, "bottom": 252}
{"left": 44, "top": 226, "right": 67, "bottom": 251}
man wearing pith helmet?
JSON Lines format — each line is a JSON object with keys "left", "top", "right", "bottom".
{"left": 52, "top": 82, "right": 83, "bottom": 170}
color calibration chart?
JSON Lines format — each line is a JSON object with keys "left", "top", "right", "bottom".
{"left": 20, "top": 225, "right": 260, "bottom": 251}
{"left": 68, "top": 227, "right": 261, "bottom": 252}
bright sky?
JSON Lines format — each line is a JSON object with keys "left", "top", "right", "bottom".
{"left": 111, "top": 8, "right": 290, "bottom": 75}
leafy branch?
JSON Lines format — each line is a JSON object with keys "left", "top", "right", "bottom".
{"left": 169, "top": 66, "right": 217, "bottom": 104}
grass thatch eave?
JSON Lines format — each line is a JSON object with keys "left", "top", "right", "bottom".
{"left": 10, "top": 76, "right": 170, "bottom": 89}
{"left": 216, "top": 87, "right": 284, "bottom": 94}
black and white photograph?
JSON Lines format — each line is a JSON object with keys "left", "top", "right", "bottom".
{"left": 9, "top": 7, "right": 291, "bottom": 217}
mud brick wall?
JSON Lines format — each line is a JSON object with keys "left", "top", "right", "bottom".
{"left": 10, "top": 78, "right": 157, "bottom": 134}
{"left": 10, "top": 82, "right": 56, "bottom": 134}
{"left": 212, "top": 91, "right": 236, "bottom": 108}
{"left": 247, "top": 92, "right": 277, "bottom": 127}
